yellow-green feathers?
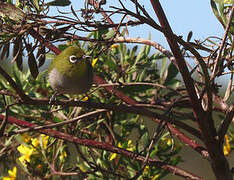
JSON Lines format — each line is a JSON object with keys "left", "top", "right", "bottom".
{"left": 49, "top": 46, "right": 87, "bottom": 78}
{"left": 48, "top": 46, "right": 93, "bottom": 94}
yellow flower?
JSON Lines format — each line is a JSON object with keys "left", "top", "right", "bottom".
{"left": 152, "top": 174, "right": 160, "bottom": 180}
{"left": 31, "top": 134, "right": 49, "bottom": 149}
{"left": 40, "top": 134, "right": 49, "bottom": 149}
{"left": 17, "top": 144, "right": 34, "bottom": 166}
{"left": 111, "top": 44, "right": 120, "bottom": 49}
{"left": 224, "top": 0, "right": 233, "bottom": 4}
{"left": 223, "top": 135, "right": 231, "bottom": 156}
{"left": 31, "top": 137, "right": 40, "bottom": 148}
{"left": 78, "top": 164, "right": 86, "bottom": 172}
{"left": 143, "top": 165, "right": 149, "bottom": 174}
{"left": 92, "top": 58, "right": 99, "bottom": 67}
{"left": 109, "top": 142, "right": 122, "bottom": 161}
{"left": 109, "top": 152, "right": 117, "bottom": 161}
{"left": 126, "top": 140, "right": 134, "bottom": 151}
{"left": 21, "top": 133, "right": 31, "bottom": 143}
{"left": 81, "top": 96, "right": 89, "bottom": 101}
{"left": 59, "top": 151, "right": 67, "bottom": 162}
{"left": 165, "top": 137, "right": 172, "bottom": 146}
{"left": 3, "top": 166, "right": 17, "bottom": 180}
{"left": 109, "top": 140, "right": 134, "bottom": 161}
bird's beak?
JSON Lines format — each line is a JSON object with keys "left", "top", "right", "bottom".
{"left": 82, "top": 55, "right": 92, "bottom": 60}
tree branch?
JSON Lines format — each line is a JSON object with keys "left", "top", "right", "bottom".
{"left": 149, "top": 1, "right": 232, "bottom": 180}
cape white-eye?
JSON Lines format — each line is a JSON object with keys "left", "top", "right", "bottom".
{"left": 48, "top": 45, "right": 93, "bottom": 98}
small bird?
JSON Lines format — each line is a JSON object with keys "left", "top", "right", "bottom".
{"left": 48, "top": 45, "right": 93, "bottom": 100}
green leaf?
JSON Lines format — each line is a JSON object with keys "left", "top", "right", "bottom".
{"left": 213, "top": 0, "right": 224, "bottom": 3}
{"left": 164, "top": 63, "right": 178, "bottom": 85}
{"left": 28, "top": 54, "right": 39, "bottom": 79}
{"left": 93, "top": 28, "right": 109, "bottom": 40}
{"left": 133, "top": 45, "right": 145, "bottom": 67}
{"left": 103, "top": 29, "right": 116, "bottom": 39}
{"left": 165, "top": 79, "right": 180, "bottom": 89}
{"left": 218, "top": 2, "right": 226, "bottom": 24}
{"left": 145, "top": 33, "right": 151, "bottom": 55}
{"left": 130, "top": 46, "right": 138, "bottom": 59}
{"left": 53, "top": 116, "right": 63, "bottom": 123}
{"left": 45, "top": 0, "right": 71, "bottom": 6}
{"left": 0, "top": 43, "right": 10, "bottom": 59}
{"left": 142, "top": 132, "right": 149, "bottom": 148}
{"left": 46, "top": 52, "right": 56, "bottom": 60}
{"left": 13, "top": 37, "right": 23, "bottom": 71}
{"left": 210, "top": 0, "right": 225, "bottom": 27}
{"left": 32, "top": 0, "right": 40, "bottom": 11}
{"left": 138, "top": 69, "right": 146, "bottom": 82}
{"left": 58, "top": 44, "right": 68, "bottom": 51}
{"left": 12, "top": 65, "right": 23, "bottom": 88}
{"left": 120, "top": 84, "right": 152, "bottom": 94}
{"left": 25, "top": 44, "right": 39, "bottom": 79}
{"left": 160, "top": 57, "right": 168, "bottom": 82}
{"left": 105, "top": 57, "right": 116, "bottom": 71}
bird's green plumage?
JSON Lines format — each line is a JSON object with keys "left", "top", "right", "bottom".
{"left": 49, "top": 46, "right": 86, "bottom": 78}
{"left": 48, "top": 45, "right": 93, "bottom": 94}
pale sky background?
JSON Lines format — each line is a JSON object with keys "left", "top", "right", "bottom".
{"left": 49, "top": 0, "right": 224, "bottom": 48}
{"left": 67, "top": 0, "right": 224, "bottom": 47}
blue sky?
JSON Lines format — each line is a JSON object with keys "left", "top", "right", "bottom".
{"left": 60, "top": 0, "right": 224, "bottom": 48}
{"left": 159, "top": 0, "right": 223, "bottom": 42}
{"left": 127, "top": 0, "right": 223, "bottom": 48}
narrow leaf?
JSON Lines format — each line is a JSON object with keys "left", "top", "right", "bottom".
{"left": 210, "top": 0, "right": 225, "bottom": 27}
{"left": 37, "top": 45, "right": 46, "bottom": 67}
{"left": 164, "top": 63, "right": 179, "bottom": 85}
{"left": 145, "top": 33, "right": 151, "bottom": 55}
{"left": 187, "top": 31, "right": 193, "bottom": 42}
{"left": 45, "top": 0, "right": 71, "bottom": 7}
{"left": 0, "top": 43, "right": 10, "bottom": 59}
{"left": 102, "top": 29, "right": 115, "bottom": 40}
{"left": 130, "top": 46, "right": 138, "bottom": 59}
{"left": 12, "top": 38, "right": 23, "bottom": 71}
{"left": 160, "top": 57, "right": 168, "bottom": 81}
{"left": 133, "top": 45, "right": 145, "bottom": 66}
{"left": 26, "top": 44, "right": 39, "bottom": 79}
{"left": 71, "top": 5, "right": 79, "bottom": 20}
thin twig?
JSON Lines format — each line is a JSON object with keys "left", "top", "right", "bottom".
{"left": 0, "top": 95, "right": 9, "bottom": 136}
{"left": 218, "top": 104, "right": 234, "bottom": 142}
{"left": 10, "top": 109, "right": 107, "bottom": 135}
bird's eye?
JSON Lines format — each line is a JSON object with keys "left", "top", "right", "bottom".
{"left": 69, "top": 55, "right": 78, "bottom": 63}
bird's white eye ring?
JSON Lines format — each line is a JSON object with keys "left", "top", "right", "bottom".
{"left": 69, "top": 55, "right": 78, "bottom": 63}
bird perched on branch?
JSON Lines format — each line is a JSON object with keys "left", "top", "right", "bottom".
{"left": 48, "top": 45, "right": 93, "bottom": 101}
